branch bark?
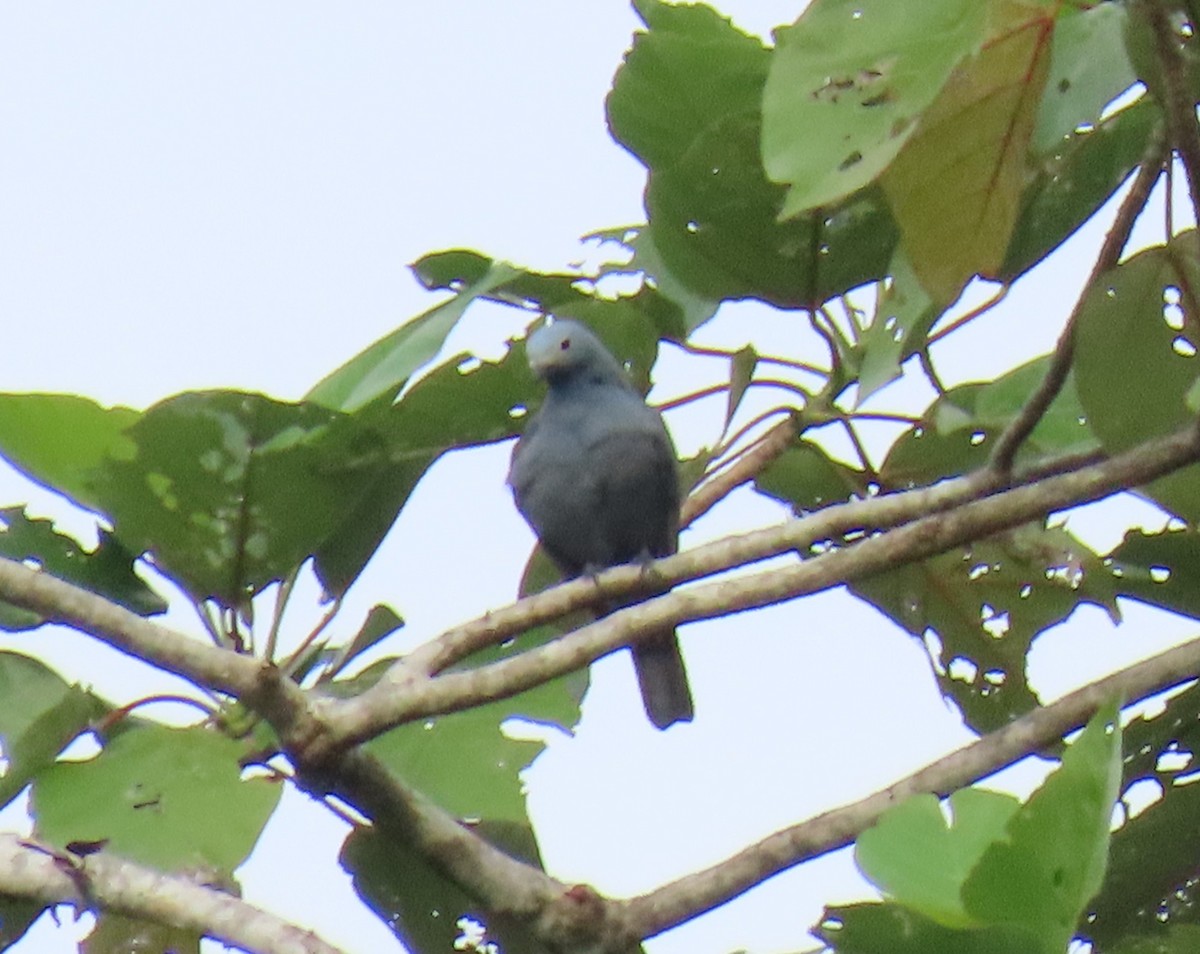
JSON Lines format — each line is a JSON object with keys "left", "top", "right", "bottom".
{"left": 330, "top": 420, "right": 1200, "bottom": 745}
{"left": 624, "top": 631, "right": 1200, "bottom": 937}
{"left": 1144, "top": 0, "right": 1200, "bottom": 215}
{"left": 0, "top": 836, "right": 343, "bottom": 954}
{"left": 0, "top": 559, "right": 262, "bottom": 697}
{"left": 0, "top": 405, "right": 1197, "bottom": 953}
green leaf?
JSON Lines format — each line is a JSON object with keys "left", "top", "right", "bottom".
{"left": 313, "top": 344, "right": 530, "bottom": 596}
{"left": 856, "top": 788, "right": 1020, "bottom": 927}
{"left": 1086, "top": 682, "right": 1200, "bottom": 945}
{"left": 0, "top": 393, "right": 138, "bottom": 514}
{"left": 32, "top": 723, "right": 281, "bottom": 876}
{"left": 367, "top": 704, "right": 545, "bottom": 825}
{"left": 307, "top": 252, "right": 520, "bottom": 412}
{"left": 324, "top": 603, "right": 405, "bottom": 678}
{"left": 754, "top": 439, "right": 869, "bottom": 514}
{"left": 609, "top": 0, "right": 768, "bottom": 170}
{"left": 629, "top": 226, "right": 721, "bottom": 334}
{"left": 1003, "top": 97, "right": 1160, "bottom": 281}
{"left": 856, "top": 248, "right": 940, "bottom": 403}
{"left": 1031, "top": 2, "right": 1138, "bottom": 153}
{"left": 82, "top": 913, "right": 201, "bottom": 954}
{"left": 608, "top": 0, "right": 900, "bottom": 308}
{"left": 1074, "top": 231, "right": 1200, "bottom": 522}
{"left": 1107, "top": 527, "right": 1200, "bottom": 619}
{"left": 0, "top": 651, "right": 105, "bottom": 808}
{"left": 341, "top": 648, "right": 575, "bottom": 824}
{"left": 87, "top": 391, "right": 381, "bottom": 609}
{"left": 342, "top": 821, "right": 550, "bottom": 954}
{"left": 853, "top": 523, "right": 1119, "bottom": 732}
{"left": 726, "top": 345, "right": 758, "bottom": 427}
{"left": 0, "top": 508, "right": 165, "bottom": 630}
{"left": 1105, "top": 927, "right": 1200, "bottom": 954}
{"left": 817, "top": 902, "right": 1038, "bottom": 953}
{"left": 963, "top": 704, "right": 1122, "bottom": 951}
{"left": 881, "top": 356, "right": 1098, "bottom": 488}
{"left": 829, "top": 706, "right": 1120, "bottom": 954}
{"left": 883, "top": 4, "right": 1055, "bottom": 300}
{"left": 0, "top": 896, "right": 43, "bottom": 948}
{"left": 764, "top": 0, "right": 988, "bottom": 214}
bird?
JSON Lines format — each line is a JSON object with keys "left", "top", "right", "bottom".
{"left": 508, "top": 318, "right": 694, "bottom": 729}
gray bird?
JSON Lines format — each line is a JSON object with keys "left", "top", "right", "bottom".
{"left": 508, "top": 319, "right": 694, "bottom": 728}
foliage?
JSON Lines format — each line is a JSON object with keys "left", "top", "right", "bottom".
{"left": 2, "top": 0, "right": 1200, "bottom": 952}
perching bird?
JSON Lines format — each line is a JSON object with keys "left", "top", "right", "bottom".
{"left": 508, "top": 319, "right": 694, "bottom": 729}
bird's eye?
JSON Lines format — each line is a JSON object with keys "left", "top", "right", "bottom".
{"left": 560, "top": 338, "right": 571, "bottom": 351}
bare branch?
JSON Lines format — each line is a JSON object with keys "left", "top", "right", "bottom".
{"left": 624, "top": 631, "right": 1200, "bottom": 937}
{"left": 987, "top": 128, "right": 1167, "bottom": 474}
{"left": 0, "top": 835, "right": 344, "bottom": 954}
{"left": 310, "top": 751, "right": 564, "bottom": 919}
{"left": 1144, "top": 0, "right": 1200, "bottom": 215}
{"left": 683, "top": 415, "right": 798, "bottom": 526}
{"left": 331, "top": 421, "right": 1200, "bottom": 744}
{"left": 0, "top": 559, "right": 268, "bottom": 701}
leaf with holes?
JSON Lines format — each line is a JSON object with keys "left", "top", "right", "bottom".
{"left": 1107, "top": 528, "right": 1200, "bottom": 620}
{"left": 1031, "top": 1, "right": 1137, "bottom": 153}
{"left": 1087, "top": 682, "right": 1200, "bottom": 946}
{"left": 763, "top": 0, "right": 988, "bottom": 215}
{"left": 608, "top": 0, "right": 900, "bottom": 308}
{"left": 852, "top": 523, "right": 1118, "bottom": 732}
{"left": 343, "top": 820, "right": 549, "bottom": 954}
{"left": 856, "top": 247, "right": 941, "bottom": 404}
{"left": 1004, "top": 97, "right": 1160, "bottom": 281}
{"left": 880, "top": 356, "right": 1098, "bottom": 489}
{"left": 1074, "top": 231, "right": 1200, "bottom": 523}
{"left": 0, "top": 507, "right": 165, "bottom": 630}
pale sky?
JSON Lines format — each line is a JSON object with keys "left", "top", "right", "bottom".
{"left": 0, "top": 4, "right": 1193, "bottom": 953}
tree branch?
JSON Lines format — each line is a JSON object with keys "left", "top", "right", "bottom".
{"left": 1145, "top": 0, "right": 1200, "bottom": 215}
{"left": 1, "top": 424, "right": 1196, "bottom": 953}
{"left": 330, "top": 421, "right": 1200, "bottom": 745}
{"left": 987, "top": 127, "right": 1166, "bottom": 473}
{"left": 305, "top": 751, "right": 564, "bottom": 918}
{"left": 0, "top": 559, "right": 269, "bottom": 701}
{"left": 623, "top": 631, "right": 1200, "bottom": 937}
{"left": 683, "top": 414, "right": 798, "bottom": 526}
{"left": 0, "top": 836, "right": 344, "bottom": 954}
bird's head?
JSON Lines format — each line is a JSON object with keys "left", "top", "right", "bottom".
{"left": 524, "top": 319, "right": 629, "bottom": 387}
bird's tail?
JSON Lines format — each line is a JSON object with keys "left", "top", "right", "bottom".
{"left": 631, "top": 627, "right": 694, "bottom": 729}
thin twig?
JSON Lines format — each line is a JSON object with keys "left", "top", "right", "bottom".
{"left": 653, "top": 383, "right": 728, "bottom": 413}
{"left": 282, "top": 596, "right": 343, "bottom": 680}
{"left": 709, "top": 406, "right": 798, "bottom": 468}
{"left": 927, "top": 284, "right": 1010, "bottom": 345}
{"left": 987, "top": 129, "right": 1167, "bottom": 474}
{"left": 839, "top": 418, "right": 877, "bottom": 477}
{"left": 656, "top": 377, "right": 810, "bottom": 416}
{"left": 685, "top": 415, "right": 798, "bottom": 526}
{"left": 264, "top": 567, "right": 299, "bottom": 663}
{"left": 676, "top": 340, "right": 828, "bottom": 378}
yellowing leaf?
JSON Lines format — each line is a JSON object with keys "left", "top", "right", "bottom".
{"left": 884, "top": 7, "right": 1054, "bottom": 300}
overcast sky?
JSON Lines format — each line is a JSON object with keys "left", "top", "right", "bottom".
{"left": 0, "top": 4, "right": 1194, "bottom": 953}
